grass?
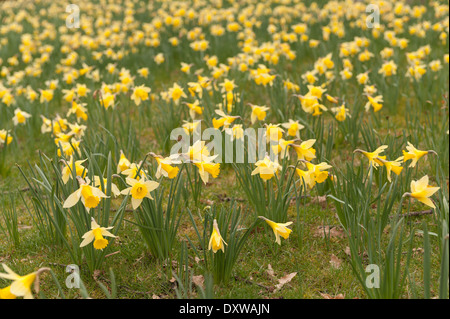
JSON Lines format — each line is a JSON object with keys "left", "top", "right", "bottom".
{"left": 0, "top": 161, "right": 442, "bottom": 298}
{"left": 0, "top": 0, "right": 448, "bottom": 299}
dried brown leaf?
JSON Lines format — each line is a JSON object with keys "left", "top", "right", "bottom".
{"left": 314, "top": 226, "right": 346, "bottom": 239}
{"left": 267, "top": 264, "right": 275, "bottom": 278}
{"left": 274, "top": 272, "right": 297, "bottom": 292}
{"left": 330, "top": 254, "right": 342, "bottom": 269}
{"left": 320, "top": 293, "right": 345, "bottom": 299}
{"left": 192, "top": 275, "right": 205, "bottom": 288}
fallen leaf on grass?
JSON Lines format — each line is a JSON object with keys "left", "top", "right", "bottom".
{"left": 330, "top": 254, "right": 342, "bottom": 269}
{"left": 344, "top": 246, "right": 351, "bottom": 257}
{"left": 199, "top": 199, "right": 214, "bottom": 206}
{"left": 320, "top": 293, "right": 345, "bottom": 299}
{"left": 311, "top": 195, "right": 327, "bottom": 206}
{"left": 192, "top": 275, "right": 205, "bottom": 289}
{"left": 273, "top": 272, "right": 297, "bottom": 293}
{"left": 314, "top": 226, "right": 346, "bottom": 239}
{"left": 266, "top": 264, "right": 275, "bottom": 278}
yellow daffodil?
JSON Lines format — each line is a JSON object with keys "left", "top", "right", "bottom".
{"left": 249, "top": 104, "right": 269, "bottom": 124}
{"left": 0, "top": 129, "right": 13, "bottom": 146}
{"left": 281, "top": 119, "right": 304, "bottom": 138}
{"left": 183, "top": 140, "right": 211, "bottom": 163}
{"left": 63, "top": 178, "right": 108, "bottom": 212}
{"left": 61, "top": 157, "right": 88, "bottom": 184}
{"left": 151, "top": 154, "right": 180, "bottom": 179}
{"left": 168, "top": 83, "right": 187, "bottom": 104}
{"left": 332, "top": 103, "right": 351, "bottom": 122}
{"left": 208, "top": 219, "right": 227, "bottom": 253}
{"left": 120, "top": 177, "right": 160, "bottom": 210}
{"left": 296, "top": 161, "right": 332, "bottom": 189}
{"left": 365, "top": 95, "right": 384, "bottom": 112}
{"left": 258, "top": 216, "right": 293, "bottom": 245}
{"left": 402, "top": 142, "right": 436, "bottom": 168}
{"left": 80, "top": 218, "right": 116, "bottom": 250}
{"left": 121, "top": 163, "right": 148, "bottom": 180}
{"left": 354, "top": 145, "right": 388, "bottom": 168}
{"left": 12, "top": 108, "right": 31, "bottom": 126}
{"left": 100, "top": 92, "right": 115, "bottom": 109}
{"left": 194, "top": 157, "right": 220, "bottom": 184}
{"left": 0, "top": 264, "right": 49, "bottom": 299}
{"left": 182, "top": 120, "right": 202, "bottom": 135}
{"left": 184, "top": 100, "right": 204, "bottom": 119}
{"left": 251, "top": 156, "right": 281, "bottom": 181}
{"left": 212, "top": 109, "right": 239, "bottom": 129}
{"left": 67, "top": 101, "right": 88, "bottom": 121}
{"left": 307, "top": 85, "right": 327, "bottom": 99}
{"left": 264, "top": 123, "right": 284, "bottom": 143}
{"left": 0, "top": 285, "right": 16, "bottom": 299}
{"left": 376, "top": 157, "right": 404, "bottom": 182}
{"left": 131, "top": 85, "right": 151, "bottom": 106}
{"left": 117, "top": 151, "right": 131, "bottom": 174}
{"left": 290, "top": 139, "right": 317, "bottom": 161}
{"left": 272, "top": 139, "right": 295, "bottom": 159}
{"left": 404, "top": 175, "right": 440, "bottom": 209}
{"left": 93, "top": 176, "right": 121, "bottom": 197}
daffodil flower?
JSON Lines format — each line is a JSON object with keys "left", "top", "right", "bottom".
{"left": 325, "top": 94, "right": 339, "bottom": 104}
{"left": 184, "top": 140, "right": 211, "bottom": 163}
{"left": 290, "top": 139, "right": 317, "bottom": 161}
{"left": 225, "top": 124, "right": 244, "bottom": 141}
{"left": 332, "top": 104, "right": 351, "bottom": 122}
{"left": 120, "top": 177, "right": 160, "bottom": 210}
{"left": 212, "top": 109, "right": 239, "bottom": 129}
{"left": 307, "top": 85, "right": 327, "bottom": 99}
{"left": 117, "top": 151, "right": 131, "bottom": 174}
{"left": 67, "top": 101, "right": 88, "bottom": 121}
{"left": 183, "top": 100, "right": 203, "bottom": 119}
{"left": 168, "top": 83, "right": 187, "bottom": 104}
{"left": 354, "top": 145, "right": 388, "bottom": 168}
{"left": 93, "top": 176, "right": 121, "bottom": 197}
{"left": 296, "top": 93, "right": 319, "bottom": 114}
{"left": 0, "top": 264, "right": 49, "bottom": 299}
{"left": 403, "top": 175, "right": 440, "bottom": 209}
{"left": 281, "top": 119, "right": 304, "bottom": 138}
{"left": 61, "top": 157, "right": 88, "bottom": 184}
{"left": 182, "top": 120, "right": 201, "bottom": 135}
{"left": 131, "top": 85, "right": 151, "bottom": 106}
{"left": 194, "top": 157, "right": 220, "bottom": 184}
{"left": 295, "top": 161, "right": 332, "bottom": 189}
{"left": 0, "top": 129, "right": 13, "bottom": 146}
{"left": 0, "top": 285, "right": 16, "bottom": 299}
{"left": 63, "top": 179, "right": 108, "bottom": 212}
{"left": 264, "top": 123, "right": 284, "bottom": 143}
{"left": 251, "top": 156, "right": 281, "bottom": 181}
{"left": 402, "top": 142, "right": 437, "bottom": 168}
{"left": 80, "top": 218, "right": 116, "bottom": 250}
{"left": 219, "top": 78, "right": 237, "bottom": 93}
{"left": 258, "top": 216, "right": 293, "bottom": 245}
{"left": 121, "top": 162, "right": 148, "bottom": 180}
{"left": 272, "top": 139, "right": 295, "bottom": 159}
{"left": 12, "top": 108, "right": 31, "bottom": 126}
{"left": 376, "top": 157, "right": 404, "bottom": 182}
{"left": 365, "top": 95, "right": 384, "bottom": 112}
{"left": 208, "top": 219, "right": 227, "bottom": 253}
{"left": 306, "top": 161, "right": 332, "bottom": 184}
{"left": 151, "top": 153, "right": 180, "bottom": 179}
{"left": 249, "top": 104, "right": 269, "bottom": 124}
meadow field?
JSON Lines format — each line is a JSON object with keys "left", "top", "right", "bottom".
{"left": 0, "top": 0, "right": 449, "bottom": 300}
